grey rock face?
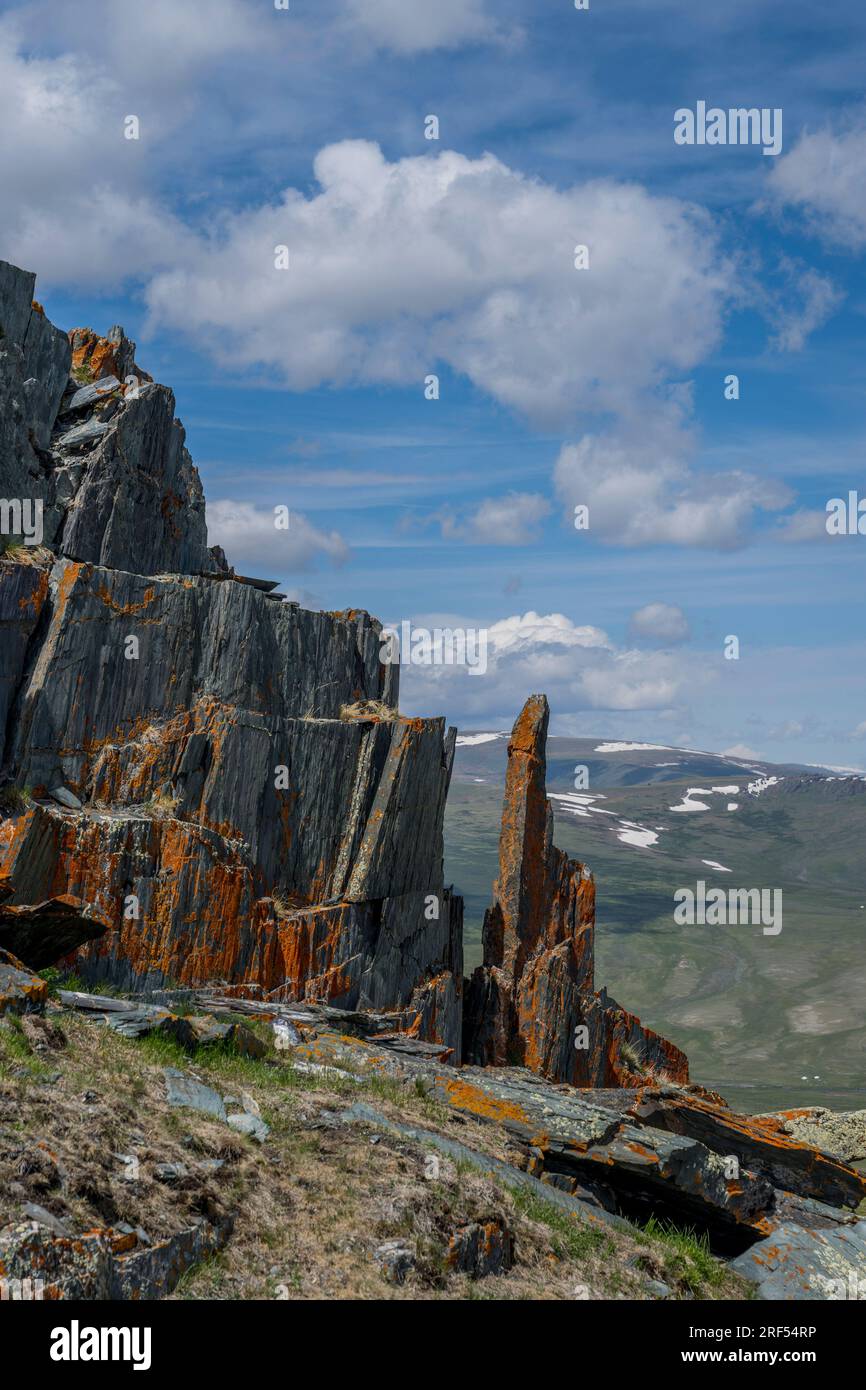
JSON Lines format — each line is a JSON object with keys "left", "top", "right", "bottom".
{"left": 0, "top": 556, "right": 50, "bottom": 764}
{"left": 0, "top": 271, "right": 71, "bottom": 551}
{"left": 0, "top": 263, "right": 70, "bottom": 457}
{"left": 0, "top": 256, "right": 463, "bottom": 1055}
{"left": 58, "top": 385, "right": 210, "bottom": 573}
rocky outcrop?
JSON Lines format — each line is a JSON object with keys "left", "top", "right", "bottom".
{"left": 276, "top": 1021, "right": 866, "bottom": 1295}
{"left": 0, "top": 1216, "right": 233, "bottom": 1301}
{"left": 464, "top": 695, "right": 688, "bottom": 1087}
{"left": 0, "top": 259, "right": 463, "bottom": 1055}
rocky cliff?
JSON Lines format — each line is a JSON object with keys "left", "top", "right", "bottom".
{"left": 0, "top": 259, "right": 463, "bottom": 1056}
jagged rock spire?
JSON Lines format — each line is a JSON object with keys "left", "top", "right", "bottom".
{"left": 464, "top": 695, "right": 688, "bottom": 1087}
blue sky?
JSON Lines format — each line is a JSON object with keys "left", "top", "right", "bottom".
{"left": 2, "top": 0, "right": 865, "bottom": 764}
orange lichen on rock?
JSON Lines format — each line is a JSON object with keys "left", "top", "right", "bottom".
{"left": 68, "top": 327, "right": 153, "bottom": 387}
{"left": 439, "top": 1076, "right": 531, "bottom": 1127}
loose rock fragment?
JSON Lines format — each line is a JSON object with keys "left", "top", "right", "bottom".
{"left": 447, "top": 1220, "right": 514, "bottom": 1279}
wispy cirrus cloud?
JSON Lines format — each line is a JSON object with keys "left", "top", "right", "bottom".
{"left": 343, "top": 0, "right": 514, "bottom": 54}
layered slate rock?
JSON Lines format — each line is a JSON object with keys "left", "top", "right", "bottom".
{"left": 289, "top": 1025, "right": 866, "bottom": 1290}
{"left": 0, "top": 258, "right": 463, "bottom": 1055}
{"left": 0, "top": 553, "right": 51, "bottom": 763}
{"left": 58, "top": 384, "right": 210, "bottom": 575}
{"left": 464, "top": 695, "right": 688, "bottom": 1087}
{"left": 0, "top": 262, "right": 71, "bottom": 536}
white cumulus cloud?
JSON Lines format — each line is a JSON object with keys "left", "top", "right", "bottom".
{"left": 553, "top": 424, "right": 791, "bottom": 550}
{"left": 766, "top": 114, "right": 866, "bottom": 250}
{"left": 438, "top": 493, "right": 551, "bottom": 545}
{"left": 206, "top": 500, "right": 349, "bottom": 575}
{"left": 144, "top": 139, "right": 737, "bottom": 428}
{"left": 394, "top": 609, "right": 706, "bottom": 727}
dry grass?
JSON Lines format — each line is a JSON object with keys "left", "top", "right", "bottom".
{"left": 0, "top": 543, "right": 52, "bottom": 567}
{"left": 338, "top": 700, "right": 398, "bottom": 723}
{"left": 143, "top": 790, "right": 181, "bottom": 820}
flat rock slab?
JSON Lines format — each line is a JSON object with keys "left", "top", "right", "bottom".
{"left": 163, "top": 1067, "right": 227, "bottom": 1121}
{"left": 58, "top": 989, "right": 148, "bottom": 1013}
{"left": 48, "top": 786, "right": 83, "bottom": 810}
{"left": 757, "top": 1107, "right": 866, "bottom": 1166}
{"left": 105, "top": 1007, "right": 175, "bottom": 1039}
{"left": 66, "top": 377, "right": 121, "bottom": 412}
{"left": 341, "top": 1100, "right": 635, "bottom": 1237}
{"left": 56, "top": 418, "right": 109, "bottom": 449}
{"left": 59, "top": 991, "right": 268, "bottom": 1056}
{"left": 730, "top": 1217, "right": 866, "bottom": 1300}
{"left": 305, "top": 1029, "right": 866, "bottom": 1247}
{"left": 0, "top": 895, "right": 107, "bottom": 970}
{"left": 632, "top": 1091, "right": 866, "bottom": 1211}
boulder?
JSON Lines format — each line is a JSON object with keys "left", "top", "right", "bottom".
{"left": 0, "top": 947, "right": 48, "bottom": 1015}
{"left": 447, "top": 1219, "right": 514, "bottom": 1278}
{"left": 730, "top": 1215, "right": 866, "bottom": 1300}
{"left": 756, "top": 1106, "right": 866, "bottom": 1166}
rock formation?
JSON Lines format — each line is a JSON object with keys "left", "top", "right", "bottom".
{"left": 0, "top": 255, "right": 680, "bottom": 1084}
{"left": 5, "top": 256, "right": 865, "bottom": 1305}
{"left": 464, "top": 695, "right": 688, "bottom": 1087}
{"left": 0, "top": 259, "right": 463, "bottom": 1056}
